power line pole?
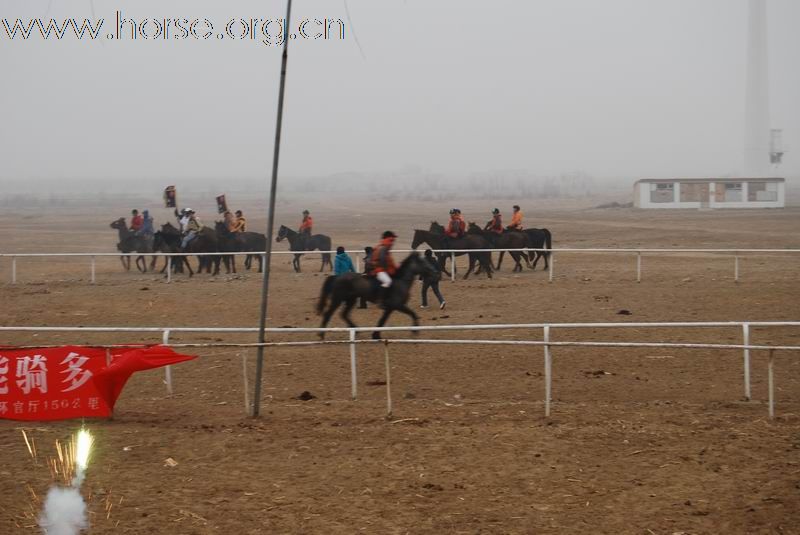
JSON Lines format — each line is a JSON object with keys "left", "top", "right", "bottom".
{"left": 252, "top": 0, "right": 293, "bottom": 417}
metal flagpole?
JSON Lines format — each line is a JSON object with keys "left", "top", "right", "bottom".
{"left": 252, "top": 0, "right": 293, "bottom": 417}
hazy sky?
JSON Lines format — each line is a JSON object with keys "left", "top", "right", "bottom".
{"left": 1, "top": 0, "right": 798, "bottom": 181}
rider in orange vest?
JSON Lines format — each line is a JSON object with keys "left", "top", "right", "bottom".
{"left": 298, "top": 210, "right": 313, "bottom": 249}
{"left": 445, "top": 209, "right": 465, "bottom": 239}
{"left": 370, "top": 231, "right": 398, "bottom": 288}
{"left": 485, "top": 208, "right": 503, "bottom": 234}
{"left": 508, "top": 205, "right": 524, "bottom": 231}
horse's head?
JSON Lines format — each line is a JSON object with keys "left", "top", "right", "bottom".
{"left": 161, "top": 222, "right": 180, "bottom": 236}
{"left": 467, "top": 222, "right": 482, "bottom": 234}
{"left": 276, "top": 225, "right": 289, "bottom": 242}
{"left": 399, "top": 251, "right": 435, "bottom": 279}
{"left": 429, "top": 221, "right": 445, "bottom": 235}
{"left": 410, "top": 230, "right": 426, "bottom": 250}
{"left": 214, "top": 221, "right": 228, "bottom": 233}
{"left": 110, "top": 218, "right": 126, "bottom": 230}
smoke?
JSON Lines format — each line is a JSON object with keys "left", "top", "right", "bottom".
{"left": 38, "top": 486, "right": 88, "bottom": 535}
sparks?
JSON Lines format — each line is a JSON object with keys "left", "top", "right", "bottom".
{"left": 75, "top": 428, "right": 94, "bottom": 473}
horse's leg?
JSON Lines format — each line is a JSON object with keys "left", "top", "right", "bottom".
{"left": 372, "top": 308, "right": 394, "bottom": 340}
{"left": 213, "top": 256, "right": 221, "bottom": 276}
{"left": 319, "top": 297, "right": 342, "bottom": 339}
{"left": 510, "top": 252, "right": 521, "bottom": 272}
{"left": 531, "top": 251, "right": 541, "bottom": 270}
{"left": 462, "top": 254, "right": 476, "bottom": 280}
{"left": 522, "top": 251, "right": 532, "bottom": 269}
{"left": 184, "top": 256, "right": 194, "bottom": 277}
{"left": 480, "top": 253, "right": 493, "bottom": 279}
{"left": 293, "top": 254, "right": 301, "bottom": 273}
{"left": 340, "top": 299, "right": 358, "bottom": 329}
{"left": 137, "top": 256, "right": 146, "bottom": 273}
{"left": 496, "top": 250, "right": 504, "bottom": 271}
{"left": 120, "top": 256, "right": 130, "bottom": 271}
{"left": 395, "top": 304, "right": 420, "bottom": 335}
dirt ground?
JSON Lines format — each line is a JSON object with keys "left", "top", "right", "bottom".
{"left": 1, "top": 197, "right": 799, "bottom": 534}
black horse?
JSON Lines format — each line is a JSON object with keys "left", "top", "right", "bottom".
{"left": 523, "top": 228, "right": 553, "bottom": 270}
{"left": 467, "top": 222, "right": 530, "bottom": 272}
{"left": 110, "top": 218, "right": 153, "bottom": 272}
{"left": 316, "top": 252, "right": 434, "bottom": 339}
{"left": 276, "top": 225, "right": 333, "bottom": 273}
{"left": 153, "top": 226, "right": 193, "bottom": 276}
{"left": 411, "top": 223, "right": 493, "bottom": 279}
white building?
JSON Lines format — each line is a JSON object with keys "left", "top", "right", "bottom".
{"left": 633, "top": 178, "right": 785, "bottom": 209}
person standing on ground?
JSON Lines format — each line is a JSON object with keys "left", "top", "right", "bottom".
{"left": 420, "top": 249, "right": 446, "bottom": 310}
{"left": 334, "top": 246, "right": 356, "bottom": 276}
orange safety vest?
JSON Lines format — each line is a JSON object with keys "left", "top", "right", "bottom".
{"left": 299, "top": 216, "right": 313, "bottom": 234}
{"left": 370, "top": 238, "right": 397, "bottom": 276}
{"left": 509, "top": 211, "right": 523, "bottom": 230}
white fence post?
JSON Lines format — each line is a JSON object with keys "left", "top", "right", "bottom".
{"left": 768, "top": 349, "right": 775, "bottom": 419}
{"left": 162, "top": 330, "right": 173, "bottom": 395}
{"left": 355, "top": 256, "right": 361, "bottom": 273}
{"left": 543, "top": 325, "right": 552, "bottom": 417}
{"left": 548, "top": 253, "right": 554, "bottom": 283}
{"left": 349, "top": 329, "right": 358, "bottom": 400}
{"left": 167, "top": 257, "right": 172, "bottom": 284}
{"left": 11, "top": 256, "right": 17, "bottom": 284}
{"left": 636, "top": 252, "right": 642, "bottom": 283}
{"left": 734, "top": 255, "right": 740, "bottom": 282}
{"left": 742, "top": 323, "right": 751, "bottom": 401}
{"left": 384, "top": 341, "right": 393, "bottom": 418}
{"left": 450, "top": 252, "right": 456, "bottom": 282}
{"left": 90, "top": 256, "right": 96, "bottom": 285}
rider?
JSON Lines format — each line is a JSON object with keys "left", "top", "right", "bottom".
{"left": 485, "top": 208, "right": 504, "bottom": 234}
{"left": 232, "top": 210, "right": 247, "bottom": 232}
{"left": 175, "top": 208, "right": 191, "bottom": 233}
{"left": 298, "top": 210, "right": 313, "bottom": 250}
{"left": 508, "top": 205, "right": 524, "bottom": 231}
{"left": 223, "top": 210, "right": 236, "bottom": 232}
{"left": 370, "top": 231, "right": 398, "bottom": 293}
{"left": 139, "top": 209, "right": 154, "bottom": 237}
{"left": 445, "top": 209, "right": 465, "bottom": 240}
{"left": 130, "top": 209, "right": 144, "bottom": 233}
{"left": 180, "top": 209, "right": 203, "bottom": 249}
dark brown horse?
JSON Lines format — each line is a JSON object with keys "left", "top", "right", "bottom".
{"left": 410, "top": 223, "right": 493, "bottom": 279}
{"left": 276, "top": 225, "right": 333, "bottom": 273}
{"left": 467, "top": 222, "right": 530, "bottom": 272}
{"left": 316, "top": 252, "right": 433, "bottom": 339}
{"left": 110, "top": 218, "right": 153, "bottom": 272}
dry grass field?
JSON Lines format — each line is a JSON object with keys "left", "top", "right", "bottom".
{"left": 1, "top": 196, "right": 799, "bottom": 534}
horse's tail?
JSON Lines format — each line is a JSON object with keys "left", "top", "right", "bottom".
{"left": 543, "top": 229, "right": 552, "bottom": 258}
{"left": 317, "top": 275, "right": 336, "bottom": 315}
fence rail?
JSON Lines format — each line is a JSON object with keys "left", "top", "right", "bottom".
{"left": 2, "top": 321, "right": 798, "bottom": 419}
{"left": 2, "top": 247, "right": 798, "bottom": 284}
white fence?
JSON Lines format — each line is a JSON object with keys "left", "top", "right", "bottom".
{"left": 1, "top": 247, "right": 799, "bottom": 284}
{"left": 2, "top": 321, "right": 798, "bottom": 419}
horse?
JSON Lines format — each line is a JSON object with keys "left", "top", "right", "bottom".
{"left": 316, "top": 252, "right": 434, "bottom": 340}
{"left": 153, "top": 226, "right": 193, "bottom": 276}
{"left": 238, "top": 232, "right": 267, "bottom": 272}
{"left": 276, "top": 225, "right": 333, "bottom": 273}
{"left": 184, "top": 227, "right": 221, "bottom": 275}
{"left": 522, "top": 228, "right": 552, "bottom": 270}
{"left": 214, "top": 222, "right": 240, "bottom": 274}
{"left": 110, "top": 218, "right": 153, "bottom": 272}
{"left": 410, "top": 222, "right": 493, "bottom": 279}
{"left": 467, "top": 222, "right": 530, "bottom": 272}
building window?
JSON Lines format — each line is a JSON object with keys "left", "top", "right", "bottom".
{"left": 722, "top": 182, "right": 742, "bottom": 202}
{"left": 650, "top": 183, "right": 674, "bottom": 203}
{"left": 680, "top": 183, "right": 706, "bottom": 202}
{"left": 748, "top": 182, "right": 778, "bottom": 202}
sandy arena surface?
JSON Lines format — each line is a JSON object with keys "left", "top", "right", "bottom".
{"left": 1, "top": 198, "right": 799, "bottom": 534}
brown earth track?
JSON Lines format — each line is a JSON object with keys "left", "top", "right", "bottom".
{"left": 1, "top": 199, "right": 799, "bottom": 534}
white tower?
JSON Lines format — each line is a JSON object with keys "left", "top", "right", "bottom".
{"left": 743, "top": 0, "right": 771, "bottom": 176}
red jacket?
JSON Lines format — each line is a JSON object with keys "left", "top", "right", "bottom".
{"left": 446, "top": 217, "right": 465, "bottom": 239}
{"left": 488, "top": 214, "right": 503, "bottom": 234}
{"left": 299, "top": 216, "right": 313, "bottom": 234}
{"left": 370, "top": 238, "right": 397, "bottom": 276}
{"left": 130, "top": 215, "right": 144, "bottom": 231}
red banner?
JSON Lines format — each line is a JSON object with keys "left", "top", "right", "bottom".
{"left": 0, "top": 346, "right": 195, "bottom": 421}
